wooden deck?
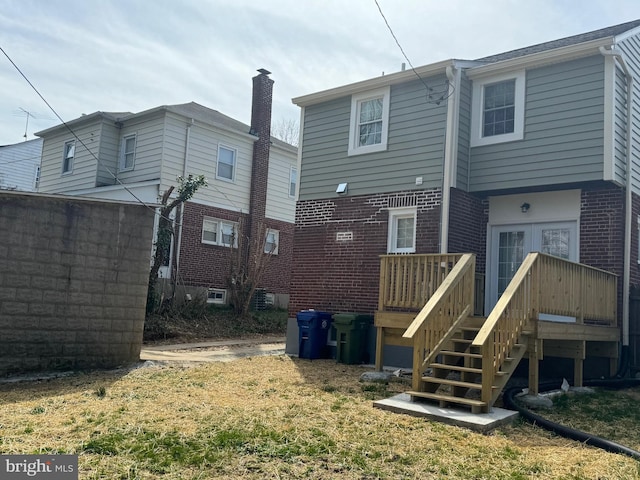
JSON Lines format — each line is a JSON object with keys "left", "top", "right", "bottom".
{"left": 375, "top": 253, "right": 620, "bottom": 413}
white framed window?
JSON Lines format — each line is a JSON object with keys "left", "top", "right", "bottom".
{"left": 202, "top": 217, "right": 238, "bottom": 247}
{"left": 62, "top": 140, "right": 75, "bottom": 174}
{"left": 207, "top": 288, "right": 227, "bottom": 304}
{"left": 348, "top": 86, "right": 390, "bottom": 156}
{"left": 387, "top": 207, "right": 417, "bottom": 253}
{"left": 289, "top": 166, "right": 298, "bottom": 198}
{"left": 216, "top": 145, "right": 236, "bottom": 181}
{"left": 264, "top": 229, "right": 279, "bottom": 254}
{"left": 120, "top": 134, "right": 136, "bottom": 171}
{"left": 33, "top": 165, "right": 41, "bottom": 189}
{"left": 470, "top": 71, "right": 525, "bottom": 147}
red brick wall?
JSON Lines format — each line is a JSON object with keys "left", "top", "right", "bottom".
{"left": 177, "top": 201, "right": 293, "bottom": 294}
{"left": 289, "top": 189, "right": 441, "bottom": 316}
{"left": 448, "top": 187, "right": 488, "bottom": 273}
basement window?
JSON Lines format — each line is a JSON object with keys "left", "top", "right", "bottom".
{"left": 207, "top": 288, "right": 227, "bottom": 304}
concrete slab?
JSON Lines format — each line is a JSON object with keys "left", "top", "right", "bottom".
{"left": 373, "top": 393, "right": 519, "bottom": 433}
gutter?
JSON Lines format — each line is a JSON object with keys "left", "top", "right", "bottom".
{"left": 599, "top": 45, "right": 633, "bottom": 347}
{"left": 174, "top": 119, "right": 194, "bottom": 284}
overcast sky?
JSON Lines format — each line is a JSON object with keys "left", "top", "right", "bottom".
{"left": 1, "top": 0, "right": 640, "bottom": 145}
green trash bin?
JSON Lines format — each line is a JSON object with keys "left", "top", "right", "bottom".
{"left": 333, "top": 313, "right": 373, "bottom": 364}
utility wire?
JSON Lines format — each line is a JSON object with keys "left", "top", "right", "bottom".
{"left": 373, "top": 0, "right": 454, "bottom": 104}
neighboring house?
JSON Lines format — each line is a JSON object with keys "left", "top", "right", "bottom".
{"left": 0, "top": 138, "right": 43, "bottom": 191}
{"left": 289, "top": 20, "right": 640, "bottom": 407}
{"left": 36, "top": 70, "right": 297, "bottom": 307}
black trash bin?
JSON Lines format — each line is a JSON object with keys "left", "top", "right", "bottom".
{"left": 333, "top": 313, "right": 373, "bottom": 364}
{"left": 297, "top": 310, "right": 333, "bottom": 359}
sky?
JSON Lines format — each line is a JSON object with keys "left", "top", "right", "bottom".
{"left": 1, "top": 0, "right": 640, "bottom": 145}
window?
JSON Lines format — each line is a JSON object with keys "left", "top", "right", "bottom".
{"left": 264, "top": 229, "right": 279, "bottom": 254}
{"left": 207, "top": 288, "right": 227, "bottom": 304}
{"left": 216, "top": 145, "right": 236, "bottom": 181}
{"left": 470, "top": 71, "right": 525, "bottom": 147}
{"left": 33, "top": 165, "right": 40, "bottom": 189}
{"left": 387, "top": 207, "right": 416, "bottom": 253}
{"left": 120, "top": 134, "right": 136, "bottom": 171}
{"left": 62, "top": 140, "right": 75, "bottom": 174}
{"left": 289, "top": 167, "right": 298, "bottom": 198}
{"left": 348, "top": 87, "right": 390, "bottom": 156}
{"left": 202, "top": 217, "right": 237, "bottom": 247}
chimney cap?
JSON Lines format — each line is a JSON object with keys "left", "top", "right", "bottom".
{"left": 257, "top": 68, "right": 271, "bottom": 76}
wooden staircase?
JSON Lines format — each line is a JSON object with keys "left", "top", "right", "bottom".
{"left": 407, "top": 315, "right": 528, "bottom": 413}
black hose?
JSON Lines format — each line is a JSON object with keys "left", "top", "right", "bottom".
{"left": 503, "top": 378, "right": 640, "bottom": 461}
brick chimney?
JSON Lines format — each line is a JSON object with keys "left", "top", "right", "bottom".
{"left": 248, "top": 68, "right": 274, "bottom": 255}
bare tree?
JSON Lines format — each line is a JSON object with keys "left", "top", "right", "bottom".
{"left": 271, "top": 118, "right": 299, "bottom": 147}
{"left": 147, "top": 174, "right": 207, "bottom": 313}
{"left": 226, "top": 217, "right": 277, "bottom": 316}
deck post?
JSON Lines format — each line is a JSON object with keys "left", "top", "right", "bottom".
{"left": 528, "top": 338, "right": 540, "bottom": 396}
{"left": 412, "top": 330, "right": 426, "bottom": 391}
{"left": 375, "top": 326, "right": 384, "bottom": 371}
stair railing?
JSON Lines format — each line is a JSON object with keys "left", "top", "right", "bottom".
{"left": 402, "top": 253, "right": 476, "bottom": 391}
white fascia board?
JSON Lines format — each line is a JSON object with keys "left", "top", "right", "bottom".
{"left": 602, "top": 54, "right": 616, "bottom": 182}
{"left": 466, "top": 37, "right": 615, "bottom": 80}
{"left": 613, "top": 25, "right": 640, "bottom": 43}
{"left": 292, "top": 59, "right": 455, "bottom": 106}
{"left": 35, "top": 112, "right": 115, "bottom": 137}
{"left": 66, "top": 179, "right": 160, "bottom": 196}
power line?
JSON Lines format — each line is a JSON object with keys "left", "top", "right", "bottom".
{"left": 373, "top": 0, "right": 453, "bottom": 105}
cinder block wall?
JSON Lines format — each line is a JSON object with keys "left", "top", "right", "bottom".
{"left": 0, "top": 192, "right": 154, "bottom": 375}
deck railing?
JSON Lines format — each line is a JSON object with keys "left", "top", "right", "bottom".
{"left": 401, "top": 253, "right": 476, "bottom": 390}
{"left": 472, "top": 252, "right": 618, "bottom": 405}
{"left": 378, "top": 254, "right": 465, "bottom": 312}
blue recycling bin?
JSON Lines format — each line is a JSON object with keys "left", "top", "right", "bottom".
{"left": 297, "top": 310, "right": 333, "bottom": 359}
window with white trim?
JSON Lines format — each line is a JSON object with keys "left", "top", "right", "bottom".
{"left": 289, "top": 167, "right": 298, "bottom": 198}
{"left": 264, "top": 229, "right": 279, "bottom": 254}
{"left": 387, "top": 207, "right": 417, "bottom": 253}
{"left": 348, "top": 87, "right": 390, "bottom": 156}
{"left": 207, "top": 288, "right": 227, "bottom": 304}
{"left": 202, "top": 217, "right": 238, "bottom": 247}
{"left": 62, "top": 140, "right": 75, "bottom": 174}
{"left": 216, "top": 145, "right": 236, "bottom": 181}
{"left": 470, "top": 71, "right": 525, "bottom": 147}
{"left": 120, "top": 134, "right": 136, "bottom": 171}
{"left": 33, "top": 165, "right": 40, "bottom": 189}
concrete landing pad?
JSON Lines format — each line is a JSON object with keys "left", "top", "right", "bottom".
{"left": 373, "top": 393, "right": 519, "bottom": 433}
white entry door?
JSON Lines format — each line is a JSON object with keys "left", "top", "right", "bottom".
{"left": 488, "top": 221, "right": 577, "bottom": 311}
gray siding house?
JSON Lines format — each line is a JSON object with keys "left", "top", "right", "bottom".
{"left": 288, "top": 20, "right": 640, "bottom": 370}
{"left": 37, "top": 71, "right": 297, "bottom": 307}
{"left": 0, "top": 138, "right": 43, "bottom": 192}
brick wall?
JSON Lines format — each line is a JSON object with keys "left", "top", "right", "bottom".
{"left": 0, "top": 192, "right": 154, "bottom": 375}
{"left": 289, "top": 189, "right": 441, "bottom": 316}
{"left": 448, "top": 187, "right": 488, "bottom": 273}
{"left": 178, "top": 201, "right": 293, "bottom": 294}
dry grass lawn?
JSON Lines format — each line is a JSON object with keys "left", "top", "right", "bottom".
{"left": 1, "top": 356, "right": 639, "bottom": 479}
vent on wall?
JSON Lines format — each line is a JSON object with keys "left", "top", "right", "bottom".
{"left": 388, "top": 194, "right": 418, "bottom": 208}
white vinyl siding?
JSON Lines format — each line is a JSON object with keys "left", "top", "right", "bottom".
{"left": 265, "top": 146, "right": 297, "bottom": 223}
{"left": 0, "top": 138, "right": 43, "bottom": 192}
{"left": 116, "top": 114, "right": 164, "bottom": 185}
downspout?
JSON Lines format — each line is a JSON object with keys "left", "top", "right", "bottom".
{"left": 174, "top": 118, "right": 194, "bottom": 288}
{"left": 600, "top": 46, "right": 633, "bottom": 348}
{"left": 441, "top": 64, "right": 461, "bottom": 253}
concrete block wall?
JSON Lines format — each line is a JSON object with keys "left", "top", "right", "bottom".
{"left": 0, "top": 191, "right": 154, "bottom": 375}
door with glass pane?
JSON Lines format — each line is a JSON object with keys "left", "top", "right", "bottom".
{"left": 488, "top": 221, "right": 577, "bottom": 312}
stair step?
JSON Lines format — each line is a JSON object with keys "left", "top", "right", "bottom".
{"left": 450, "top": 338, "right": 473, "bottom": 344}
{"left": 420, "top": 376, "right": 483, "bottom": 390}
{"left": 431, "top": 363, "right": 482, "bottom": 374}
{"left": 408, "top": 390, "right": 487, "bottom": 408}
{"left": 439, "top": 350, "right": 482, "bottom": 359}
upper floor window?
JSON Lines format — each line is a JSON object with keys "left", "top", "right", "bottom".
{"left": 120, "top": 134, "right": 136, "bottom": 171}
{"left": 470, "top": 71, "right": 525, "bottom": 147}
{"left": 289, "top": 167, "right": 298, "bottom": 198}
{"left": 348, "top": 87, "right": 390, "bottom": 156}
{"left": 33, "top": 165, "right": 40, "bottom": 190}
{"left": 62, "top": 140, "right": 75, "bottom": 174}
{"left": 217, "top": 145, "right": 236, "bottom": 181}
{"left": 387, "top": 207, "right": 416, "bottom": 253}
{"left": 202, "top": 217, "right": 237, "bottom": 247}
{"left": 264, "top": 229, "right": 279, "bottom": 255}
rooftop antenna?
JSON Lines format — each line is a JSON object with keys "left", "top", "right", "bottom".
{"left": 18, "top": 107, "right": 36, "bottom": 141}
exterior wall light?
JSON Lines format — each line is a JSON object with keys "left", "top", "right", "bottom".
{"left": 521, "top": 202, "right": 530, "bottom": 213}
